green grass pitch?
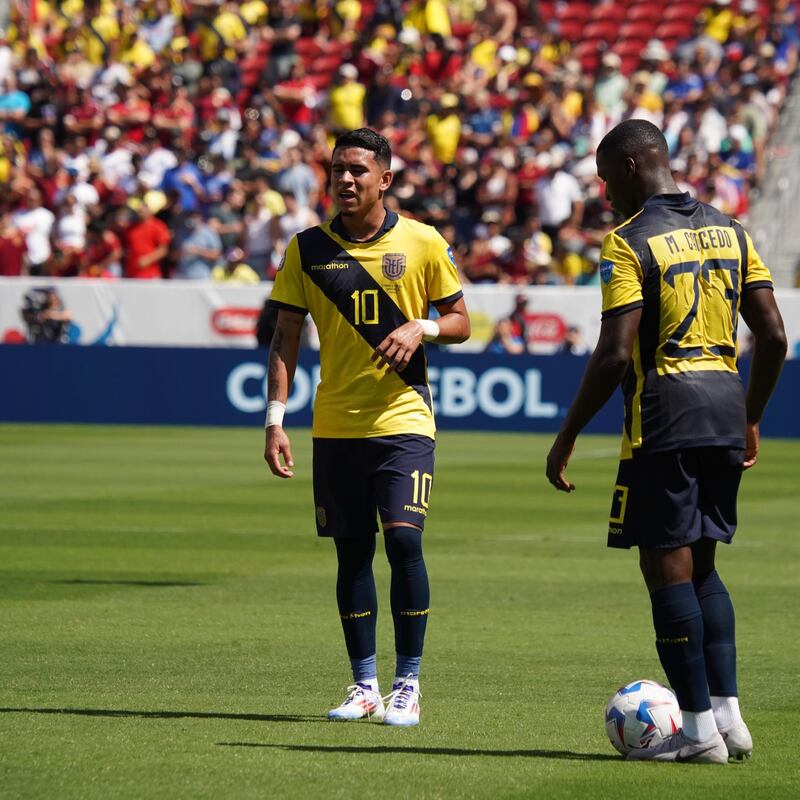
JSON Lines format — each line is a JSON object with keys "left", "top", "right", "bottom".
{"left": 1, "top": 424, "right": 798, "bottom": 799}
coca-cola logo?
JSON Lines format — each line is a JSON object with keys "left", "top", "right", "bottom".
{"left": 211, "top": 308, "right": 260, "bottom": 336}
{"left": 525, "top": 313, "right": 567, "bottom": 344}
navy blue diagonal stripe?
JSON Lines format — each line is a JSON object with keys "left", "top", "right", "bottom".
{"left": 296, "top": 226, "right": 431, "bottom": 410}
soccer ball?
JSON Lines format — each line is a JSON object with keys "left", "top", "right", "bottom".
{"left": 605, "top": 679, "right": 682, "bottom": 755}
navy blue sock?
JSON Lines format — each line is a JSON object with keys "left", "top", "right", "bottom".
{"left": 693, "top": 570, "right": 738, "bottom": 697}
{"left": 334, "top": 536, "right": 377, "bottom": 664}
{"left": 384, "top": 526, "right": 429, "bottom": 662}
{"left": 650, "top": 582, "right": 711, "bottom": 712}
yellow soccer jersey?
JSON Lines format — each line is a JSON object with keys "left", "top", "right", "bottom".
{"left": 598, "top": 193, "right": 772, "bottom": 458}
{"left": 269, "top": 210, "right": 463, "bottom": 439}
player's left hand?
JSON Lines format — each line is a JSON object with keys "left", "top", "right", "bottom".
{"left": 371, "top": 321, "right": 424, "bottom": 373}
{"left": 546, "top": 434, "right": 576, "bottom": 492}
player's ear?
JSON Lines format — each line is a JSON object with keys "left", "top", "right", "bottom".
{"left": 380, "top": 169, "right": 393, "bottom": 192}
{"left": 623, "top": 156, "right": 636, "bottom": 177}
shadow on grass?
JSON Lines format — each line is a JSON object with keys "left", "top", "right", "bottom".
{"left": 48, "top": 579, "right": 206, "bottom": 587}
{"left": 217, "top": 742, "right": 619, "bottom": 761}
{"left": 0, "top": 707, "right": 324, "bottom": 724}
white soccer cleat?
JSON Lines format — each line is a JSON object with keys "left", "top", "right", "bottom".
{"left": 382, "top": 677, "right": 421, "bottom": 727}
{"left": 327, "top": 682, "right": 384, "bottom": 721}
{"left": 719, "top": 719, "right": 753, "bottom": 760}
{"left": 626, "top": 730, "right": 729, "bottom": 764}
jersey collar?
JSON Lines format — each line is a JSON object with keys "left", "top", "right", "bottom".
{"left": 643, "top": 192, "right": 695, "bottom": 209}
{"left": 330, "top": 208, "right": 399, "bottom": 243}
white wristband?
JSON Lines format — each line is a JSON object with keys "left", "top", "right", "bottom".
{"left": 265, "top": 401, "right": 286, "bottom": 428}
{"left": 416, "top": 318, "right": 440, "bottom": 341}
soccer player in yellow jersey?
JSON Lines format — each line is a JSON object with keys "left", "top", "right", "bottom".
{"left": 264, "top": 129, "right": 470, "bottom": 726}
{"left": 546, "top": 120, "right": 787, "bottom": 763}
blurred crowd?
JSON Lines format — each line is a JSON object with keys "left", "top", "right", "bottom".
{"left": 0, "top": 0, "right": 797, "bottom": 286}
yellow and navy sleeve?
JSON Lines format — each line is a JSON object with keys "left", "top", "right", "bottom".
{"left": 426, "top": 229, "right": 464, "bottom": 306}
{"left": 742, "top": 230, "right": 773, "bottom": 290}
{"left": 269, "top": 235, "right": 307, "bottom": 314}
{"left": 599, "top": 231, "right": 644, "bottom": 318}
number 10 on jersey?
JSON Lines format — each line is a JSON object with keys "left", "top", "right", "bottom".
{"left": 351, "top": 289, "right": 379, "bottom": 325}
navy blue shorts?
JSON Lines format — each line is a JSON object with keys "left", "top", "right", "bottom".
{"left": 312, "top": 435, "right": 435, "bottom": 538}
{"left": 607, "top": 447, "right": 745, "bottom": 550}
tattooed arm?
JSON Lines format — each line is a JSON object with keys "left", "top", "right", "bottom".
{"left": 264, "top": 309, "right": 305, "bottom": 479}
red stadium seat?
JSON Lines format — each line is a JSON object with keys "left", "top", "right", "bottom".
{"left": 619, "top": 21, "right": 657, "bottom": 41}
{"left": 613, "top": 39, "right": 647, "bottom": 59}
{"left": 582, "top": 20, "right": 619, "bottom": 43}
{"left": 578, "top": 53, "right": 601, "bottom": 73}
{"left": 589, "top": 3, "right": 627, "bottom": 23}
{"left": 662, "top": 3, "right": 703, "bottom": 22}
{"left": 655, "top": 20, "right": 694, "bottom": 44}
{"left": 556, "top": 3, "right": 592, "bottom": 23}
{"left": 573, "top": 38, "right": 603, "bottom": 57}
{"left": 620, "top": 55, "right": 641, "bottom": 75}
{"left": 557, "top": 19, "right": 585, "bottom": 43}
{"left": 627, "top": 5, "right": 663, "bottom": 23}
{"left": 572, "top": 38, "right": 603, "bottom": 73}
{"left": 537, "top": 1, "right": 556, "bottom": 22}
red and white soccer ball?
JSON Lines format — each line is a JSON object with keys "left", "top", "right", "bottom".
{"left": 605, "top": 679, "right": 682, "bottom": 755}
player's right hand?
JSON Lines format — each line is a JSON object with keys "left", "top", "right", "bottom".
{"left": 743, "top": 422, "right": 759, "bottom": 470}
{"left": 265, "top": 426, "right": 295, "bottom": 478}
{"left": 546, "top": 434, "right": 576, "bottom": 492}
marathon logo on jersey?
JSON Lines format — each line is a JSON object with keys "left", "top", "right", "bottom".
{"left": 277, "top": 252, "right": 286, "bottom": 271}
{"left": 382, "top": 253, "right": 406, "bottom": 281}
{"left": 446, "top": 246, "right": 457, "bottom": 267}
{"left": 600, "top": 259, "right": 615, "bottom": 284}
{"left": 310, "top": 261, "right": 350, "bottom": 271}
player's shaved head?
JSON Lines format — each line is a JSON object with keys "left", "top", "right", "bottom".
{"left": 597, "top": 119, "right": 669, "bottom": 165}
{"left": 596, "top": 120, "right": 679, "bottom": 219}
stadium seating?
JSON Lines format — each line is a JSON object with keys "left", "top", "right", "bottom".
{"left": 0, "top": 0, "right": 795, "bottom": 290}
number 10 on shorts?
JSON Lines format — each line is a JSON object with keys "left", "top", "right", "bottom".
{"left": 411, "top": 470, "right": 432, "bottom": 508}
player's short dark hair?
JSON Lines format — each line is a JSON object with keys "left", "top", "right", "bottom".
{"left": 597, "top": 119, "right": 669, "bottom": 162}
{"left": 333, "top": 128, "right": 392, "bottom": 169}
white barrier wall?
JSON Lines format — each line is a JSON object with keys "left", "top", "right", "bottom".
{"left": 1, "top": 277, "right": 798, "bottom": 357}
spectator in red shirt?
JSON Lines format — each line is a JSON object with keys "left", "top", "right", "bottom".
{"left": 272, "top": 61, "right": 318, "bottom": 135}
{"left": 152, "top": 82, "right": 195, "bottom": 147}
{"left": 122, "top": 203, "right": 171, "bottom": 279}
{"left": 82, "top": 220, "right": 123, "bottom": 278}
{"left": 107, "top": 84, "right": 152, "bottom": 144}
{"left": 63, "top": 87, "right": 105, "bottom": 145}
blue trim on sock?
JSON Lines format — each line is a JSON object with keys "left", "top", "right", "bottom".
{"left": 350, "top": 654, "right": 377, "bottom": 684}
{"left": 395, "top": 655, "right": 421, "bottom": 680}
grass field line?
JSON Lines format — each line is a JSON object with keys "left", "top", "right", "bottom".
{"left": 0, "top": 521, "right": 772, "bottom": 549}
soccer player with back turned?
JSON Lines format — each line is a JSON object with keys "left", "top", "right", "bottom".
{"left": 546, "top": 120, "right": 786, "bottom": 763}
{"left": 264, "top": 128, "right": 470, "bottom": 726}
